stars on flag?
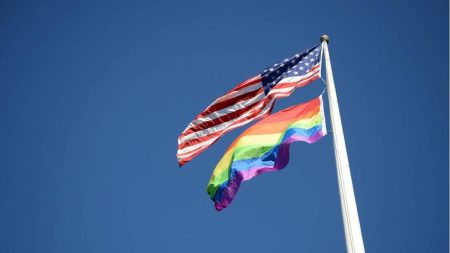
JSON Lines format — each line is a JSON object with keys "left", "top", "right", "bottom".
{"left": 261, "top": 45, "right": 322, "bottom": 94}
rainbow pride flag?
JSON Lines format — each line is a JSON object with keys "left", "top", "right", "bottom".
{"left": 207, "top": 96, "right": 327, "bottom": 211}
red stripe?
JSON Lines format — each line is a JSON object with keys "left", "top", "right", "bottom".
{"left": 309, "top": 64, "right": 320, "bottom": 72}
{"left": 275, "top": 69, "right": 320, "bottom": 89}
{"left": 231, "top": 75, "right": 261, "bottom": 91}
{"left": 195, "top": 88, "right": 263, "bottom": 119}
{"left": 178, "top": 143, "right": 210, "bottom": 161}
{"left": 191, "top": 75, "right": 261, "bottom": 118}
{"left": 181, "top": 92, "right": 265, "bottom": 136}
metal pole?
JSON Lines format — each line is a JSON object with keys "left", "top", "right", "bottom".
{"left": 320, "top": 35, "right": 366, "bottom": 253}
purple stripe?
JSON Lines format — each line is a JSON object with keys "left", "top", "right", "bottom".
{"left": 213, "top": 130, "right": 325, "bottom": 211}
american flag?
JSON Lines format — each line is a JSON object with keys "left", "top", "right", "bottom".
{"left": 177, "top": 43, "right": 323, "bottom": 166}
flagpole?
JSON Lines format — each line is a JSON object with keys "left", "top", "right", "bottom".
{"left": 320, "top": 35, "right": 366, "bottom": 253}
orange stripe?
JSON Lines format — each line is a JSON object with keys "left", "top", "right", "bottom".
{"left": 248, "top": 98, "right": 320, "bottom": 127}
{"left": 244, "top": 111, "right": 320, "bottom": 136}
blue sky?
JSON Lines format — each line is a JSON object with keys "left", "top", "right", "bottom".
{"left": 0, "top": 0, "right": 448, "bottom": 252}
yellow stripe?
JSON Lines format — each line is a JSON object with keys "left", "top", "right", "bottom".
{"left": 288, "top": 114, "right": 322, "bottom": 129}
{"left": 210, "top": 148, "right": 235, "bottom": 180}
{"left": 236, "top": 133, "right": 282, "bottom": 147}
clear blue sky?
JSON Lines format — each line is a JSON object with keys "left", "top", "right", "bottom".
{"left": 0, "top": 0, "right": 448, "bottom": 252}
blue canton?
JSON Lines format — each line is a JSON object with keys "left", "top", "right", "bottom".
{"left": 260, "top": 44, "right": 322, "bottom": 95}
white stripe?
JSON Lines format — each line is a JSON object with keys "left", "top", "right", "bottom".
{"left": 177, "top": 138, "right": 216, "bottom": 158}
{"left": 270, "top": 68, "right": 319, "bottom": 88}
{"left": 177, "top": 98, "right": 276, "bottom": 158}
{"left": 187, "top": 90, "right": 265, "bottom": 128}
{"left": 179, "top": 98, "right": 266, "bottom": 144}
{"left": 205, "top": 80, "right": 262, "bottom": 106}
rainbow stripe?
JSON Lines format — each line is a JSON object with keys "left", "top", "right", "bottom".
{"left": 207, "top": 96, "right": 327, "bottom": 211}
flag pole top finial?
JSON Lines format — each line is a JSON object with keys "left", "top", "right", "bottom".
{"left": 320, "top": 35, "right": 330, "bottom": 43}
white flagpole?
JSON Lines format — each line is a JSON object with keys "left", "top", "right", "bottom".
{"left": 320, "top": 35, "right": 366, "bottom": 253}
